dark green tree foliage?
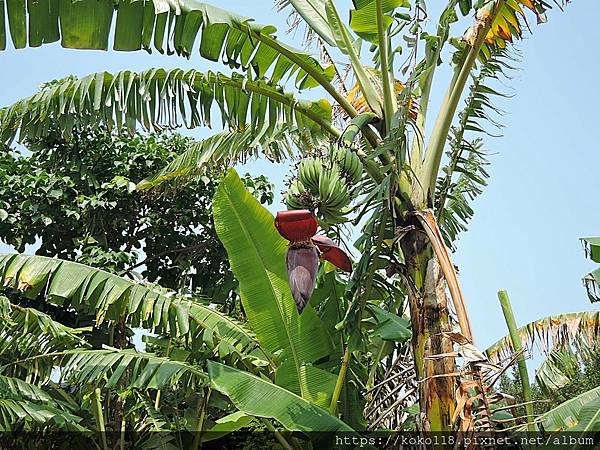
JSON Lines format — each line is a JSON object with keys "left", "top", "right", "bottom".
{"left": 0, "top": 128, "right": 273, "bottom": 301}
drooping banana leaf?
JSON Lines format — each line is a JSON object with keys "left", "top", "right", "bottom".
{"left": 0, "top": 295, "right": 89, "bottom": 382}
{"left": 137, "top": 125, "right": 301, "bottom": 190}
{"left": 207, "top": 360, "right": 353, "bottom": 433}
{"left": 0, "top": 254, "right": 264, "bottom": 361}
{"left": 213, "top": 169, "right": 336, "bottom": 401}
{"left": 0, "top": 69, "right": 334, "bottom": 144}
{"left": 485, "top": 311, "right": 600, "bottom": 363}
{"left": 0, "top": 295, "right": 88, "bottom": 355}
{"left": 535, "top": 344, "right": 580, "bottom": 392}
{"left": 0, "top": 374, "right": 85, "bottom": 431}
{"left": 0, "top": 374, "right": 55, "bottom": 403}
{"left": 0, "top": 397, "right": 85, "bottom": 431}
{"left": 57, "top": 347, "right": 207, "bottom": 390}
{"left": 0, "top": 1, "right": 333, "bottom": 89}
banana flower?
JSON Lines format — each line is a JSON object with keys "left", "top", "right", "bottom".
{"left": 274, "top": 210, "right": 352, "bottom": 313}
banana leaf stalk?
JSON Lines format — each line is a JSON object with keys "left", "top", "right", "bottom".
{"left": 275, "top": 210, "right": 352, "bottom": 312}
{"left": 498, "top": 290, "right": 536, "bottom": 432}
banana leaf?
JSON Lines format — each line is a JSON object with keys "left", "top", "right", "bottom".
{"left": 207, "top": 360, "right": 353, "bottom": 434}
{"left": 213, "top": 168, "right": 336, "bottom": 402}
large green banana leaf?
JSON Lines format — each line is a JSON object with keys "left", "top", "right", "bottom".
{"left": 274, "top": 359, "right": 337, "bottom": 408}
{"left": 207, "top": 360, "right": 353, "bottom": 433}
{"left": 0, "top": 399, "right": 84, "bottom": 431}
{"left": 0, "top": 0, "right": 333, "bottom": 88}
{"left": 536, "top": 386, "right": 600, "bottom": 431}
{"left": 0, "top": 69, "right": 334, "bottom": 145}
{"left": 0, "top": 254, "right": 264, "bottom": 361}
{"left": 572, "top": 398, "right": 600, "bottom": 434}
{"left": 213, "top": 169, "right": 336, "bottom": 401}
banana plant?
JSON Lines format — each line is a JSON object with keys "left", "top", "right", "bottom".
{"left": 0, "top": 169, "right": 389, "bottom": 444}
{"left": 0, "top": 0, "right": 572, "bottom": 433}
{"left": 0, "top": 180, "right": 361, "bottom": 446}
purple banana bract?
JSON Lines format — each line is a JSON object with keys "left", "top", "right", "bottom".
{"left": 286, "top": 246, "right": 319, "bottom": 313}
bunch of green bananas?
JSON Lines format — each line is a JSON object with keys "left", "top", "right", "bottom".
{"left": 329, "top": 145, "right": 362, "bottom": 185}
{"left": 285, "top": 144, "right": 363, "bottom": 224}
{"left": 316, "top": 165, "right": 350, "bottom": 223}
{"left": 284, "top": 179, "right": 309, "bottom": 210}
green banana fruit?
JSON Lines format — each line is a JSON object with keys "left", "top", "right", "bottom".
{"left": 329, "top": 145, "right": 363, "bottom": 185}
{"left": 285, "top": 180, "right": 309, "bottom": 210}
{"left": 298, "top": 158, "right": 322, "bottom": 194}
{"left": 317, "top": 168, "right": 349, "bottom": 216}
{"left": 285, "top": 146, "right": 362, "bottom": 225}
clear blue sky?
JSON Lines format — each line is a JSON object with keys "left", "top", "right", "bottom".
{"left": 1, "top": 1, "right": 598, "bottom": 351}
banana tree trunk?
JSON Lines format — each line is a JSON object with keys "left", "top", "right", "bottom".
{"left": 402, "top": 230, "right": 456, "bottom": 432}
